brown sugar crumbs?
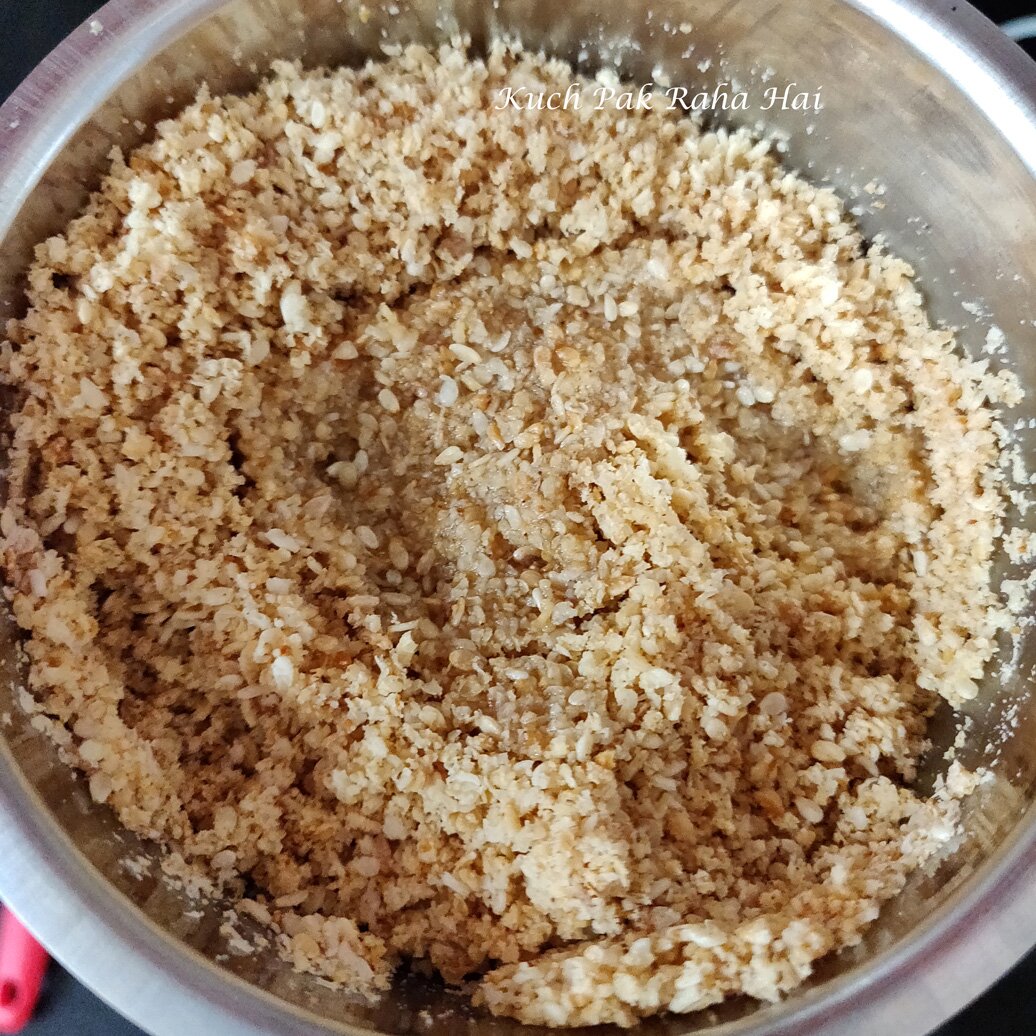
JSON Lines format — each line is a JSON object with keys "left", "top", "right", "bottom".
{"left": 0, "top": 43, "right": 1022, "bottom": 1026}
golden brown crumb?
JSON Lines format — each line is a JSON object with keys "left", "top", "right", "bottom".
{"left": 0, "top": 42, "right": 1020, "bottom": 1026}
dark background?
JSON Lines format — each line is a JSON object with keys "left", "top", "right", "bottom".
{"left": 1, "top": 1, "right": 1034, "bottom": 1033}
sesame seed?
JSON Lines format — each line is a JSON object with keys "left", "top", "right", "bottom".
{"left": 434, "top": 445, "right": 463, "bottom": 465}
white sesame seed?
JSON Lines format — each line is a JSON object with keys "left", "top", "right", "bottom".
{"left": 449, "top": 342, "right": 482, "bottom": 366}
{"left": 230, "top": 160, "right": 256, "bottom": 185}
{"left": 356, "top": 526, "right": 379, "bottom": 550}
{"left": 838, "top": 429, "right": 872, "bottom": 453}
{"left": 486, "top": 331, "right": 512, "bottom": 354}
{"left": 271, "top": 654, "right": 294, "bottom": 690}
{"left": 796, "top": 798, "right": 825, "bottom": 825}
{"left": 327, "top": 461, "right": 358, "bottom": 487}
{"left": 264, "top": 528, "right": 301, "bottom": 552}
{"left": 851, "top": 368, "right": 874, "bottom": 393}
{"left": 735, "top": 385, "right": 756, "bottom": 407}
{"left": 435, "top": 375, "right": 459, "bottom": 406}
{"left": 389, "top": 540, "right": 409, "bottom": 570}
{"left": 435, "top": 445, "right": 463, "bottom": 465}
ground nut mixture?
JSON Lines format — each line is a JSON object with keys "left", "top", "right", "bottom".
{"left": 0, "top": 43, "right": 1023, "bottom": 1026}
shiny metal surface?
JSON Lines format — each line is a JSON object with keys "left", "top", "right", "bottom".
{"left": 0, "top": 2, "right": 1035, "bottom": 1035}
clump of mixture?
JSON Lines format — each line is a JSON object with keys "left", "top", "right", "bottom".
{"left": 0, "top": 42, "right": 1021, "bottom": 1026}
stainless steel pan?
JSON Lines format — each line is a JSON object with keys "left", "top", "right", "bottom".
{"left": 1, "top": 2, "right": 1035, "bottom": 1034}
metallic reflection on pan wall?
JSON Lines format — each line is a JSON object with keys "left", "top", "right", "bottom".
{"left": 0, "top": 2, "right": 1035, "bottom": 1035}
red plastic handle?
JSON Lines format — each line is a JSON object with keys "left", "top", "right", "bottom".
{"left": 0, "top": 907, "right": 48, "bottom": 1034}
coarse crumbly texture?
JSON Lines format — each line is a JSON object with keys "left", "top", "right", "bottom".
{"left": 0, "top": 42, "right": 1022, "bottom": 1026}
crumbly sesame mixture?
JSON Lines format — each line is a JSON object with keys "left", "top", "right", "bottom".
{"left": 0, "top": 43, "right": 1021, "bottom": 1026}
